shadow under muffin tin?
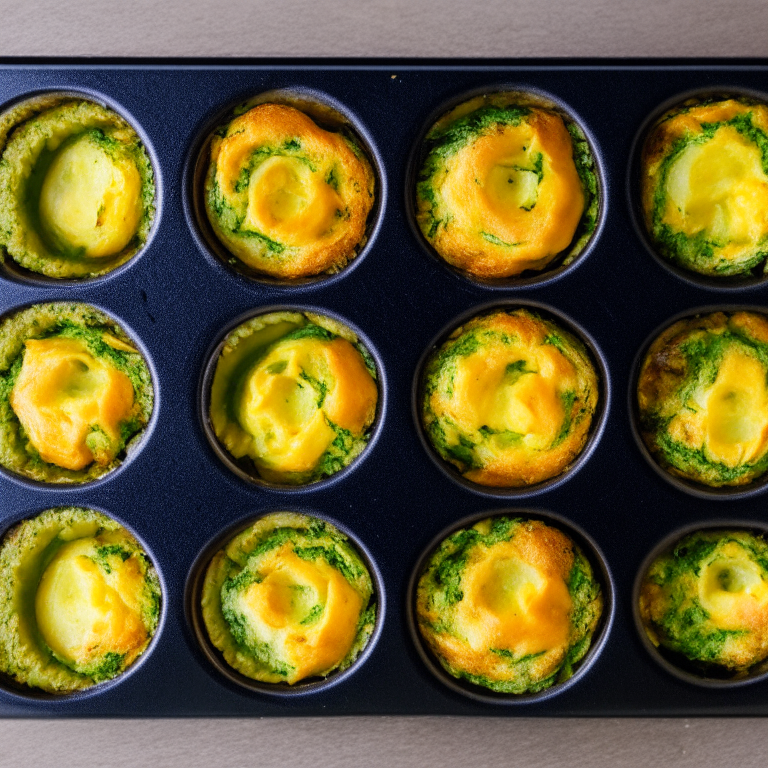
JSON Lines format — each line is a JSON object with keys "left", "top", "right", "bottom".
{"left": 2, "top": 62, "right": 768, "bottom": 717}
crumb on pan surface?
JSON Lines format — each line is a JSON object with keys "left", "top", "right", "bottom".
{"left": 415, "top": 93, "right": 598, "bottom": 280}
{"left": 415, "top": 516, "right": 603, "bottom": 694}
{"left": 204, "top": 103, "right": 375, "bottom": 279}
{"left": 209, "top": 310, "right": 378, "bottom": 486}
{"left": 0, "top": 97, "right": 155, "bottom": 279}
{"left": 201, "top": 512, "right": 376, "bottom": 685}
{"left": 0, "top": 507, "right": 161, "bottom": 694}
{"left": 638, "top": 529, "right": 768, "bottom": 674}
{"left": 637, "top": 311, "right": 768, "bottom": 488}
{"left": 420, "top": 308, "right": 599, "bottom": 487}
{"left": 640, "top": 97, "right": 768, "bottom": 277}
{"left": 0, "top": 303, "right": 153, "bottom": 484}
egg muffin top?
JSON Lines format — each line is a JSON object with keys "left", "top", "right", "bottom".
{"left": 421, "top": 308, "right": 599, "bottom": 488}
{"left": 640, "top": 97, "right": 768, "bottom": 277}
{"left": 0, "top": 303, "right": 153, "bottom": 484}
{"left": 204, "top": 103, "right": 375, "bottom": 279}
{"left": 0, "top": 96, "right": 155, "bottom": 279}
{"left": 416, "top": 516, "right": 603, "bottom": 695}
{"left": 636, "top": 311, "right": 768, "bottom": 488}
{"left": 208, "top": 311, "right": 378, "bottom": 486}
{"left": 0, "top": 507, "right": 161, "bottom": 694}
{"left": 415, "top": 93, "right": 598, "bottom": 280}
{"left": 638, "top": 529, "right": 768, "bottom": 675}
{"left": 201, "top": 512, "right": 376, "bottom": 686}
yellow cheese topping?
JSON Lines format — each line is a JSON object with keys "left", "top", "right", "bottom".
{"left": 232, "top": 543, "right": 362, "bottom": 683}
{"left": 446, "top": 342, "right": 572, "bottom": 450}
{"left": 35, "top": 538, "right": 148, "bottom": 671}
{"left": 10, "top": 337, "right": 135, "bottom": 470}
{"left": 38, "top": 133, "right": 143, "bottom": 259}
{"left": 664, "top": 126, "right": 768, "bottom": 254}
{"left": 445, "top": 117, "right": 583, "bottom": 262}
{"left": 242, "top": 156, "right": 343, "bottom": 247}
{"left": 455, "top": 541, "right": 572, "bottom": 658}
{"left": 667, "top": 348, "right": 768, "bottom": 467}
{"left": 236, "top": 336, "right": 377, "bottom": 474}
{"left": 698, "top": 542, "right": 768, "bottom": 629}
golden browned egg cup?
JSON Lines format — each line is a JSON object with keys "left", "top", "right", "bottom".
{"left": 196, "top": 94, "right": 379, "bottom": 282}
{"left": 413, "top": 91, "right": 600, "bottom": 283}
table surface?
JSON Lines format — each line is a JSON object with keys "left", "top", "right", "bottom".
{"left": 1, "top": 0, "right": 767, "bottom": 765}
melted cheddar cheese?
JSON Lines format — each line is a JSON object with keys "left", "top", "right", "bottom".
{"left": 238, "top": 337, "right": 376, "bottom": 474}
{"left": 668, "top": 348, "right": 768, "bottom": 467}
{"left": 10, "top": 337, "right": 135, "bottom": 471}
{"left": 455, "top": 541, "right": 572, "bottom": 658}
{"left": 231, "top": 544, "right": 362, "bottom": 683}
{"left": 699, "top": 543, "right": 768, "bottom": 628}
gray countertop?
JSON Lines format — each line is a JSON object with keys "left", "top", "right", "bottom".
{"left": 0, "top": 1, "right": 767, "bottom": 765}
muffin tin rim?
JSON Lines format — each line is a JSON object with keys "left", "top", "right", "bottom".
{"left": 632, "top": 518, "right": 768, "bottom": 688}
{"left": 411, "top": 298, "right": 612, "bottom": 499}
{"left": 0, "top": 86, "right": 163, "bottom": 288}
{"left": 183, "top": 506, "right": 387, "bottom": 698}
{"left": 0, "top": 298, "right": 161, "bottom": 492}
{"left": 628, "top": 303, "right": 768, "bottom": 501}
{"left": 182, "top": 85, "right": 388, "bottom": 292}
{"left": 405, "top": 506, "right": 615, "bottom": 705}
{"left": 0, "top": 503, "right": 168, "bottom": 704}
{"left": 198, "top": 302, "right": 387, "bottom": 492}
{"left": 626, "top": 84, "right": 768, "bottom": 293}
{"left": 403, "top": 82, "right": 608, "bottom": 291}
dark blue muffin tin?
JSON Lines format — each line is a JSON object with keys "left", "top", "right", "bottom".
{"left": 2, "top": 59, "right": 768, "bottom": 717}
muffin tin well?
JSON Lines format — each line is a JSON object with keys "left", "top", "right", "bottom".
{"left": 2, "top": 61, "right": 768, "bottom": 717}
{"left": 185, "top": 508, "right": 386, "bottom": 697}
{"left": 184, "top": 87, "right": 387, "bottom": 290}
{"left": 406, "top": 508, "right": 614, "bottom": 705}
{"left": 633, "top": 520, "right": 768, "bottom": 688}
{"left": 413, "top": 299, "right": 610, "bottom": 499}
{"left": 0, "top": 88, "right": 162, "bottom": 287}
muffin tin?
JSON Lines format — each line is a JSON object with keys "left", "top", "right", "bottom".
{"left": 2, "top": 60, "right": 768, "bottom": 717}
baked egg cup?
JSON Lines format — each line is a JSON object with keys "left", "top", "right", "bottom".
{"left": 414, "top": 91, "right": 599, "bottom": 281}
{"left": 413, "top": 514, "right": 604, "bottom": 696}
{"left": 0, "top": 302, "right": 154, "bottom": 485}
{"left": 639, "top": 96, "right": 768, "bottom": 279}
{"left": 202, "top": 101, "right": 376, "bottom": 280}
{"left": 636, "top": 526, "right": 768, "bottom": 682}
{"left": 0, "top": 94, "right": 155, "bottom": 280}
{"left": 199, "top": 512, "right": 377, "bottom": 687}
{"left": 205, "top": 309, "right": 379, "bottom": 487}
{"left": 636, "top": 310, "right": 768, "bottom": 490}
{"left": 419, "top": 307, "right": 600, "bottom": 489}
{"left": 0, "top": 507, "right": 161, "bottom": 695}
